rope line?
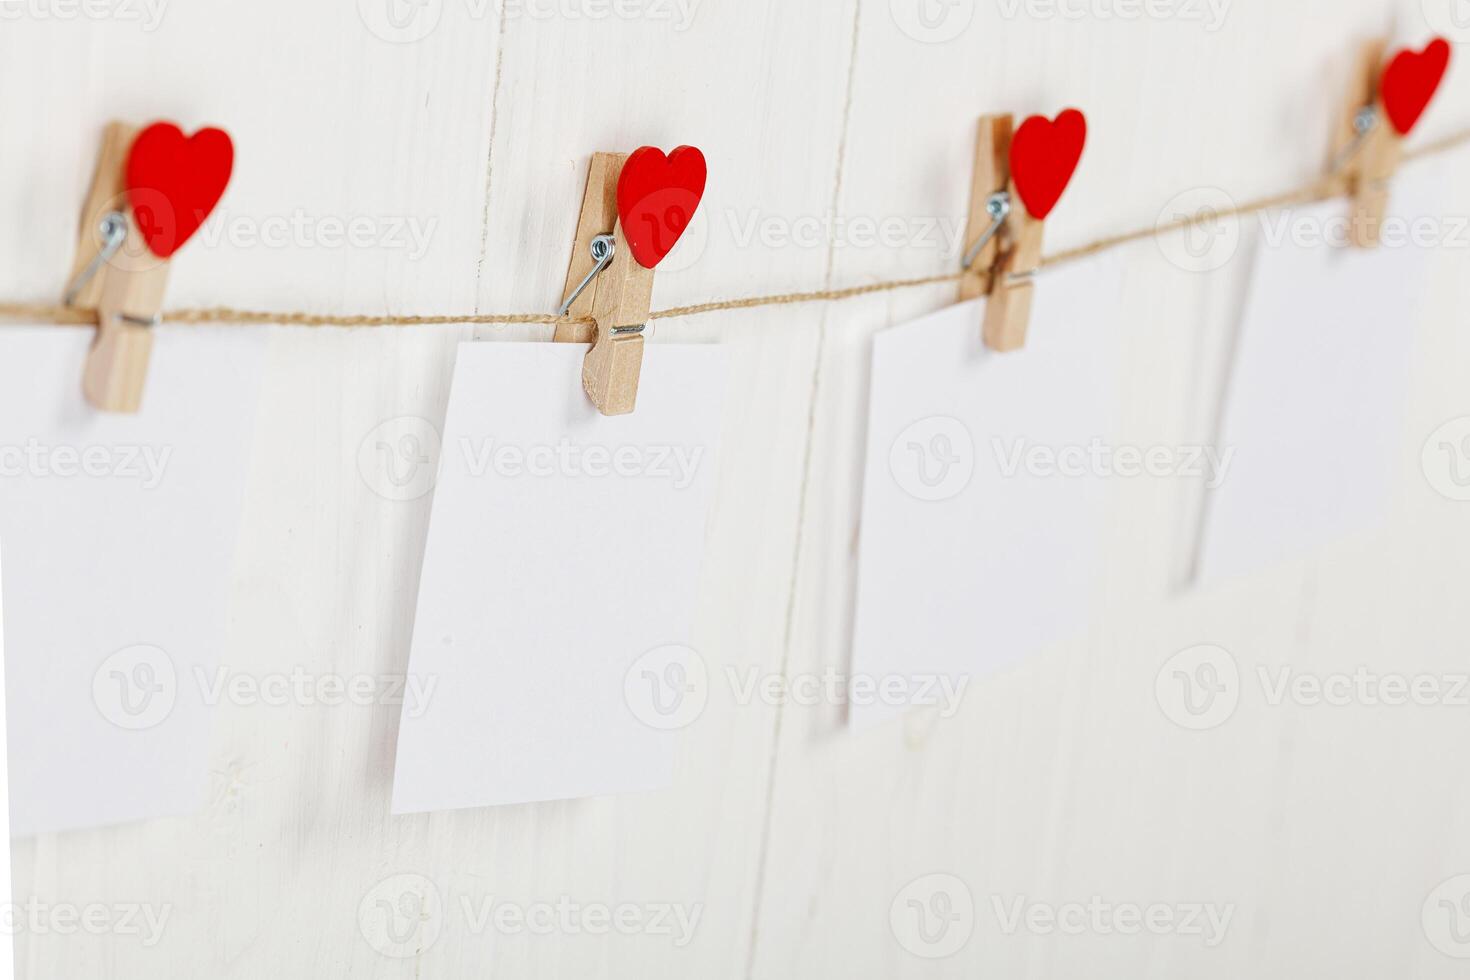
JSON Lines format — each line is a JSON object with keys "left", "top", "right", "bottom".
{"left": 3, "top": 129, "right": 1466, "bottom": 330}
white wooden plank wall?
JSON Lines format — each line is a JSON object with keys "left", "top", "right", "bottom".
{"left": 2, "top": 0, "right": 1469, "bottom": 976}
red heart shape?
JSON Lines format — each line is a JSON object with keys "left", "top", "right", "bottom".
{"left": 124, "top": 122, "right": 234, "bottom": 259}
{"left": 1009, "top": 109, "right": 1087, "bottom": 221}
{"left": 616, "top": 146, "right": 707, "bottom": 269}
{"left": 1381, "top": 38, "right": 1451, "bottom": 136}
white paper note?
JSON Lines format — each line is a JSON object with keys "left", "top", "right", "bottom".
{"left": 0, "top": 325, "right": 266, "bottom": 835}
{"left": 849, "top": 254, "right": 1120, "bottom": 730}
{"left": 392, "top": 342, "right": 726, "bottom": 813}
{"left": 1196, "top": 172, "right": 1441, "bottom": 583}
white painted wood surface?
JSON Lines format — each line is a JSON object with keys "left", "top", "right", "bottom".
{"left": 3, "top": 0, "right": 1470, "bottom": 975}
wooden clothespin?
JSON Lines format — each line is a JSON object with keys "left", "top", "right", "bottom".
{"left": 64, "top": 121, "right": 233, "bottom": 412}
{"left": 555, "top": 146, "right": 706, "bottom": 415}
{"left": 958, "top": 115, "right": 1012, "bottom": 306}
{"left": 1332, "top": 38, "right": 1450, "bottom": 248}
{"left": 960, "top": 110, "right": 1086, "bottom": 352}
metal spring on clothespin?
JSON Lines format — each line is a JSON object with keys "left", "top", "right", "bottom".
{"left": 558, "top": 234, "right": 645, "bottom": 340}
{"left": 63, "top": 211, "right": 129, "bottom": 306}
{"left": 556, "top": 233, "right": 618, "bottom": 317}
{"left": 1330, "top": 105, "right": 1379, "bottom": 175}
{"left": 63, "top": 211, "right": 163, "bottom": 331}
{"left": 963, "top": 192, "right": 1044, "bottom": 290}
{"left": 960, "top": 192, "right": 1011, "bottom": 272}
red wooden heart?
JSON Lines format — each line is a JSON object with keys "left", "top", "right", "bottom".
{"left": 1381, "top": 38, "right": 1451, "bottom": 136}
{"left": 616, "top": 146, "right": 707, "bottom": 269}
{"left": 1009, "top": 109, "right": 1087, "bottom": 221}
{"left": 124, "top": 122, "right": 234, "bottom": 259}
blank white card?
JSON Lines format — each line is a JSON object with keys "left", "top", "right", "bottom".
{"left": 0, "top": 325, "right": 265, "bottom": 835}
{"left": 392, "top": 343, "right": 726, "bottom": 813}
{"left": 849, "top": 254, "right": 1120, "bottom": 729}
{"left": 1197, "top": 167, "right": 1442, "bottom": 583}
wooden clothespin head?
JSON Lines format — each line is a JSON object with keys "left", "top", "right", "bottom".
{"left": 64, "top": 121, "right": 234, "bottom": 412}
{"left": 555, "top": 146, "right": 706, "bottom": 416}
{"left": 960, "top": 109, "right": 1086, "bottom": 352}
{"left": 1331, "top": 37, "right": 1450, "bottom": 248}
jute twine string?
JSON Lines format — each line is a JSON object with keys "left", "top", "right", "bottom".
{"left": 2, "top": 129, "right": 1465, "bottom": 330}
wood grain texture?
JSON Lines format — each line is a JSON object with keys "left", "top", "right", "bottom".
{"left": 0, "top": 0, "right": 1468, "bottom": 977}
